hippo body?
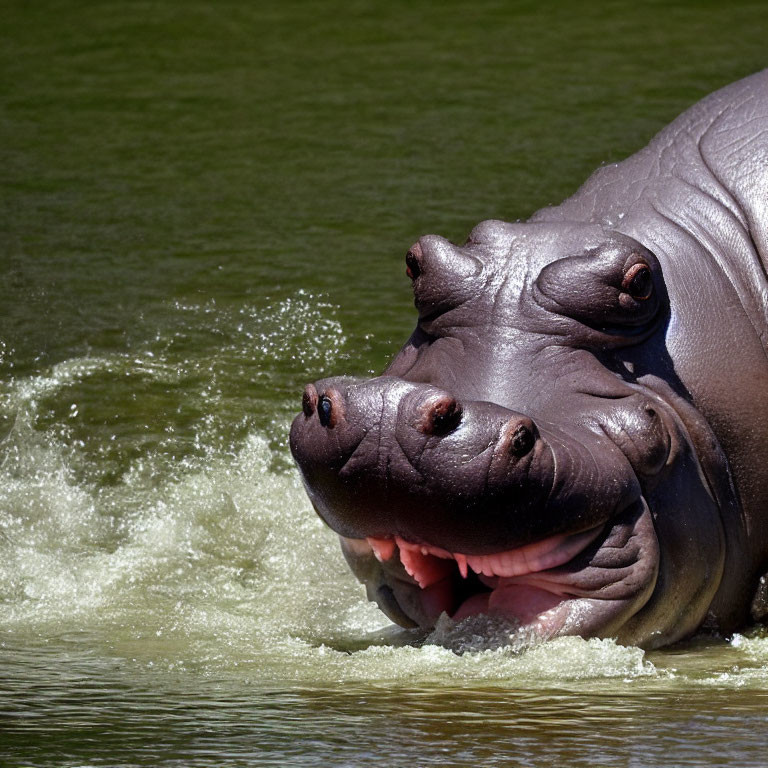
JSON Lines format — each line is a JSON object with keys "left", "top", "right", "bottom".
{"left": 290, "top": 70, "right": 768, "bottom": 649}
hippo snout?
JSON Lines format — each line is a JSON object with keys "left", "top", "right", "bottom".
{"left": 290, "top": 372, "right": 655, "bottom": 639}
{"left": 289, "top": 374, "right": 636, "bottom": 554}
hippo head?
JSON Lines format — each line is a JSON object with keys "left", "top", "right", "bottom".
{"left": 290, "top": 219, "right": 730, "bottom": 648}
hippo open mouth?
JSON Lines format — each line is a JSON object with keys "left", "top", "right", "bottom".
{"left": 335, "top": 496, "right": 660, "bottom": 639}
{"left": 352, "top": 524, "right": 606, "bottom": 625}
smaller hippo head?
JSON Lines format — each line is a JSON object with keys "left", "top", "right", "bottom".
{"left": 290, "top": 220, "right": 730, "bottom": 648}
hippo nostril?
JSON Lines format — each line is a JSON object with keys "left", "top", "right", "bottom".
{"left": 302, "top": 385, "right": 318, "bottom": 418}
{"left": 405, "top": 243, "right": 422, "bottom": 280}
{"left": 510, "top": 424, "right": 536, "bottom": 458}
{"left": 421, "top": 396, "right": 462, "bottom": 436}
{"left": 318, "top": 396, "right": 333, "bottom": 427}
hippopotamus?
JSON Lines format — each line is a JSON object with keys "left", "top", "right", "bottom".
{"left": 289, "top": 70, "right": 768, "bottom": 649}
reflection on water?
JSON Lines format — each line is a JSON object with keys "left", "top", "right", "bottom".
{"left": 3, "top": 634, "right": 768, "bottom": 767}
{"left": 3, "top": 0, "right": 768, "bottom": 765}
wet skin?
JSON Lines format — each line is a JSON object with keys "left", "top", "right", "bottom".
{"left": 290, "top": 71, "right": 768, "bottom": 649}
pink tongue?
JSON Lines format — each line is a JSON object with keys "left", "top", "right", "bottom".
{"left": 452, "top": 584, "right": 562, "bottom": 624}
{"left": 420, "top": 579, "right": 455, "bottom": 618}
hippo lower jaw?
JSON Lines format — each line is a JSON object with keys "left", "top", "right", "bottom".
{"left": 339, "top": 498, "right": 660, "bottom": 641}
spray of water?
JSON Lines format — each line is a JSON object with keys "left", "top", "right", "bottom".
{"left": 1, "top": 291, "right": 766, "bottom": 687}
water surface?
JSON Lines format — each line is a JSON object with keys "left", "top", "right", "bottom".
{"left": 2, "top": 1, "right": 768, "bottom": 765}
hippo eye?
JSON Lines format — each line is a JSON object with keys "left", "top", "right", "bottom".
{"left": 510, "top": 425, "right": 535, "bottom": 457}
{"left": 622, "top": 263, "right": 653, "bottom": 301}
{"left": 318, "top": 396, "right": 333, "bottom": 427}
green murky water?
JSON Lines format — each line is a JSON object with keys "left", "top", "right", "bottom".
{"left": 2, "top": 1, "right": 768, "bottom": 765}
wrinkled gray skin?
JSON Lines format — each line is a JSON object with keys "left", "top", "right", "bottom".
{"left": 290, "top": 71, "right": 768, "bottom": 649}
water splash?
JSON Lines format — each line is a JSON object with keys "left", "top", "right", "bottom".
{"left": 1, "top": 292, "right": 767, "bottom": 690}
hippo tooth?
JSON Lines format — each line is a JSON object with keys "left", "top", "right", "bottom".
{"left": 366, "top": 537, "right": 396, "bottom": 562}
{"left": 466, "top": 555, "right": 485, "bottom": 577}
{"left": 388, "top": 526, "right": 603, "bottom": 584}
{"left": 396, "top": 539, "right": 454, "bottom": 588}
{"left": 456, "top": 526, "right": 605, "bottom": 579}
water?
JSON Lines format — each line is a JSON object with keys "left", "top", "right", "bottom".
{"left": 2, "top": 1, "right": 768, "bottom": 765}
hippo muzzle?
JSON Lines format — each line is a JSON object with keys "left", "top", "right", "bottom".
{"left": 291, "top": 373, "right": 659, "bottom": 640}
{"left": 290, "top": 221, "right": 731, "bottom": 648}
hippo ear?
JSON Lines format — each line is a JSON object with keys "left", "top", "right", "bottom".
{"left": 405, "top": 236, "right": 484, "bottom": 322}
{"left": 534, "top": 237, "right": 665, "bottom": 333}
